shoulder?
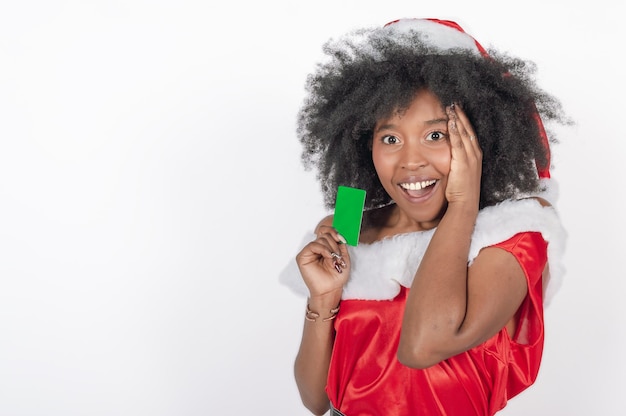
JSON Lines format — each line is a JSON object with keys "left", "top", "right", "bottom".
{"left": 526, "top": 196, "right": 551, "bottom": 207}
{"left": 469, "top": 197, "right": 562, "bottom": 263}
{"left": 314, "top": 214, "right": 334, "bottom": 234}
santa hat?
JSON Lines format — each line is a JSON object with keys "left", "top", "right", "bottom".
{"left": 382, "top": 18, "right": 552, "bottom": 180}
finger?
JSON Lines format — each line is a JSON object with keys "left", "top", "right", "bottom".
{"left": 317, "top": 226, "right": 349, "bottom": 255}
{"left": 297, "top": 240, "right": 339, "bottom": 268}
{"left": 316, "top": 231, "right": 341, "bottom": 253}
{"left": 318, "top": 233, "right": 349, "bottom": 271}
{"left": 313, "top": 232, "right": 350, "bottom": 272}
{"left": 317, "top": 225, "right": 348, "bottom": 244}
{"left": 447, "top": 105, "right": 468, "bottom": 161}
{"left": 335, "top": 237, "right": 350, "bottom": 268}
{"left": 452, "top": 104, "right": 481, "bottom": 155}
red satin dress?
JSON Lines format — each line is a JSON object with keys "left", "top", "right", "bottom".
{"left": 326, "top": 232, "right": 548, "bottom": 416}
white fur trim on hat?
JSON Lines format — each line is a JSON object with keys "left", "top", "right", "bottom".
{"left": 383, "top": 19, "right": 481, "bottom": 55}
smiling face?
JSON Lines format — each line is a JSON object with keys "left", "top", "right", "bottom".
{"left": 372, "top": 89, "right": 451, "bottom": 229}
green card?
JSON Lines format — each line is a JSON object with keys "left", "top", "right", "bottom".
{"left": 332, "top": 186, "right": 366, "bottom": 246}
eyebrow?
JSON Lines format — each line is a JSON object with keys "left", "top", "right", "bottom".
{"left": 374, "top": 118, "right": 449, "bottom": 133}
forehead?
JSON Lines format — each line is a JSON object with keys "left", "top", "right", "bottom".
{"left": 382, "top": 89, "right": 446, "bottom": 123}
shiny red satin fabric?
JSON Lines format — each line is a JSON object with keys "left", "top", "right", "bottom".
{"left": 326, "top": 232, "right": 548, "bottom": 416}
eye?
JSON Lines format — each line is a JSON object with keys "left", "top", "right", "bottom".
{"left": 381, "top": 135, "right": 399, "bottom": 145}
{"left": 426, "top": 131, "right": 447, "bottom": 142}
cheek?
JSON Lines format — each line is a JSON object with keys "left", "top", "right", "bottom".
{"left": 432, "top": 148, "right": 452, "bottom": 174}
{"left": 371, "top": 147, "right": 394, "bottom": 178}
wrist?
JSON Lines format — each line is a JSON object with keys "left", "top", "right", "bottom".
{"left": 306, "top": 291, "right": 342, "bottom": 322}
{"left": 305, "top": 303, "right": 340, "bottom": 322}
{"left": 446, "top": 198, "right": 479, "bottom": 212}
{"left": 444, "top": 201, "right": 479, "bottom": 222}
{"left": 308, "top": 289, "right": 342, "bottom": 309}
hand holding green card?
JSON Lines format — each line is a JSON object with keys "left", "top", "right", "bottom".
{"left": 332, "top": 186, "right": 366, "bottom": 246}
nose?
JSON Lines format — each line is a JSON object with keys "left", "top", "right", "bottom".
{"left": 400, "top": 140, "right": 427, "bottom": 170}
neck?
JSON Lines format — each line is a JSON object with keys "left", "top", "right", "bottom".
{"left": 360, "top": 203, "right": 444, "bottom": 243}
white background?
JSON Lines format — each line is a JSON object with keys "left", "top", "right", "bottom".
{"left": 0, "top": 0, "right": 623, "bottom": 415}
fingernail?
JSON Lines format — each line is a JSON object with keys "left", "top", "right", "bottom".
{"left": 334, "top": 262, "right": 343, "bottom": 273}
{"left": 337, "top": 234, "right": 347, "bottom": 244}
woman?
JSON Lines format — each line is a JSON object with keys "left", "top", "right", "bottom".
{"left": 280, "top": 18, "right": 568, "bottom": 416}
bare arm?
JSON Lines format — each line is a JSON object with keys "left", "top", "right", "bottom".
{"left": 294, "top": 217, "right": 349, "bottom": 414}
{"left": 294, "top": 293, "right": 340, "bottom": 415}
{"left": 397, "top": 104, "right": 528, "bottom": 368}
{"left": 397, "top": 203, "right": 528, "bottom": 368}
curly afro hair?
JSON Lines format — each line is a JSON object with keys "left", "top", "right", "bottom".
{"left": 297, "top": 22, "right": 569, "bottom": 210}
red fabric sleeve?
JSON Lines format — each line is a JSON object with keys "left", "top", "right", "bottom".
{"left": 492, "top": 231, "right": 548, "bottom": 401}
{"left": 326, "top": 232, "right": 549, "bottom": 415}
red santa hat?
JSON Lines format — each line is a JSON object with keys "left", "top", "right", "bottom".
{"left": 382, "top": 18, "right": 552, "bottom": 180}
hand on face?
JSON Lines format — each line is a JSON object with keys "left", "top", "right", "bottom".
{"left": 295, "top": 225, "right": 350, "bottom": 299}
{"left": 445, "top": 104, "right": 482, "bottom": 207}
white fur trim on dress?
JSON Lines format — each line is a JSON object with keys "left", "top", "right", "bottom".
{"left": 279, "top": 181, "right": 566, "bottom": 306}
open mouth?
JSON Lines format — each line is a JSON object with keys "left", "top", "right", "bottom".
{"left": 399, "top": 180, "right": 437, "bottom": 198}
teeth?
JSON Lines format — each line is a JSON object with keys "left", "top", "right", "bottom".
{"left": 400, "top": 180, "right": 436, "bottom": 191}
